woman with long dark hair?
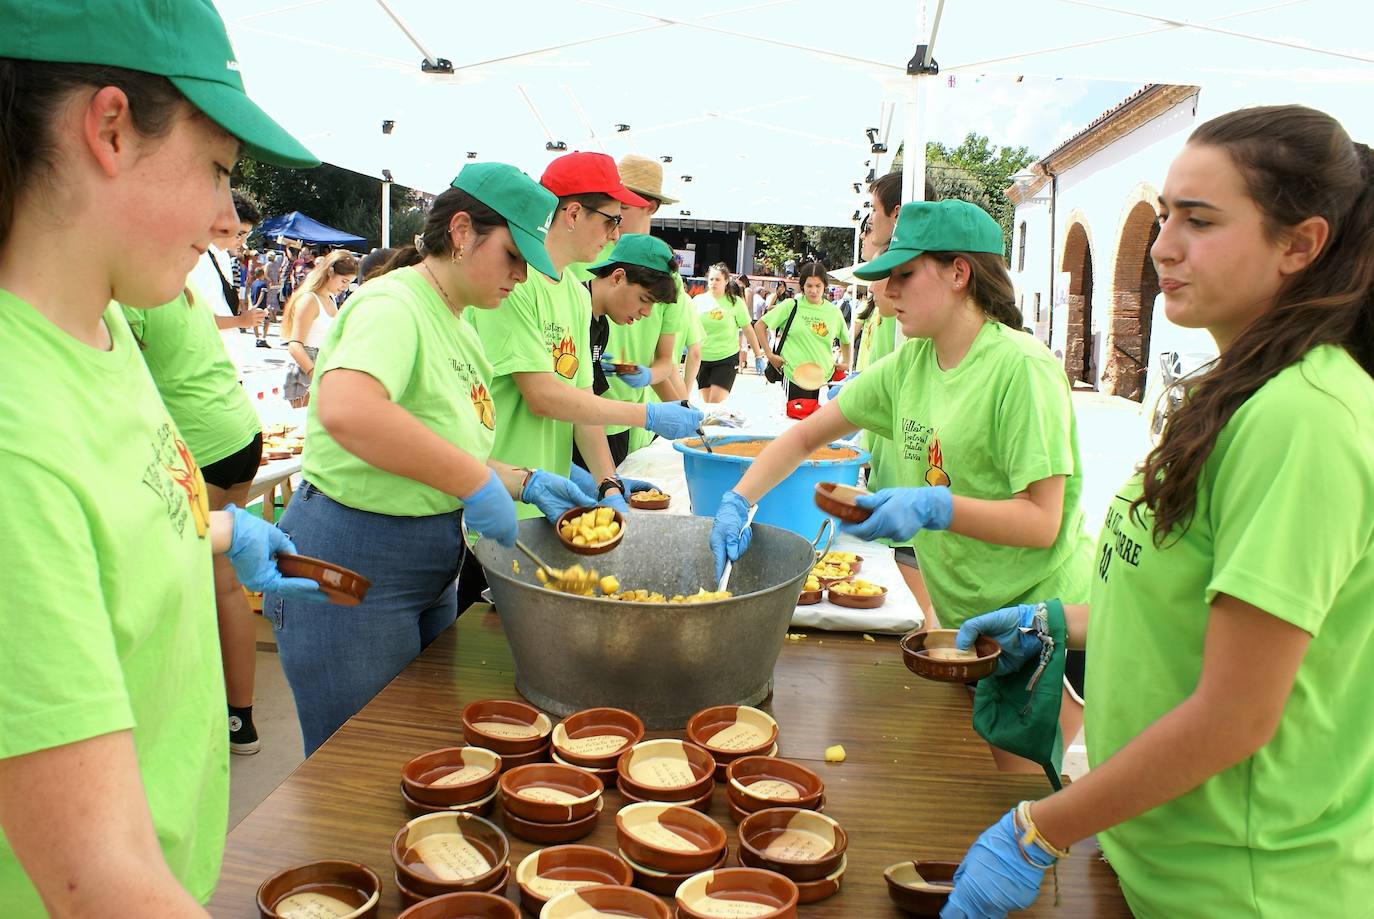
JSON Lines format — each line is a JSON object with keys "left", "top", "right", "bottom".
{"left": 946, "top": 105, "right": 1374, "bottom": 919}
{"left": 755, "top": 260, "right": 851, "bottom": 401}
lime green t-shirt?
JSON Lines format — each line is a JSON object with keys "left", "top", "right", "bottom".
{"left": 1086, "top": 345, "right": 1374, "bottom": 919}
{"left": 854, "top": 312, "right": 905, "bottom": 550}
{"left": 303, "top": 267, "right": 496, "bottom": 517}
{"left": 837, "top": 322, "right": 1093, "bottom": 626}
{"left": 470, "top": 268, "right": 594, "bottom": 518}
{"left": 676, "top": 282, "right": 703, "bottom": 359}
{"left": 761, "top": 297, "right": 852, "bottom": 386}
{"left": 123, "top": 288, "right": 262, "bottom": 468}
{"left": 694, "top": 292, "right": 752, "bottom": 362}
{"left": 0, "top": 294, "right": 225, "bottom": 914}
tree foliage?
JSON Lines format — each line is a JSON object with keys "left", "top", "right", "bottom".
{"left": 234, "top": 156, "right": 428, "bottom": 251}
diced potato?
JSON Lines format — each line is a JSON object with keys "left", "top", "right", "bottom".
{"left": 572, "top": 535, "right": 588, "bottom": 546}
{"left": 579, "top": 526, "right": 596, "bottom": 542}
{"left": 511, "top": 560, "right": 520, "bottom": 574}
{"left": 560, "top": 524, "right": 576, "bottom": 540}
{"left": 592, "top": 525, "right": 612, "bottom": 542}
{"left": 535, "top": 568, "right": 549, "bottom": 583}
{"left": 607, "top": 521, "right": 621, "bottom": 536}
{"left": 824, "top": 744, "right": 846, "bottom": 763}
{"left": 595, "top": 507, "right": 614, "bottom": 525}
{"left": 580, "top": 512, "right": 596, "bottom": 529}
{"left": 600, "top": 575, "right": 619, "bottom": 594}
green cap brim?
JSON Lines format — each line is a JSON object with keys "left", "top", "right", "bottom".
{"left": 510, "top": 224, "right": 559, "bottom": 281}
{"left": 172, "top": 76, "right": 319, "bottom": 168}
{"left": 852, "top": 246, "right": 923, "bottom": 281}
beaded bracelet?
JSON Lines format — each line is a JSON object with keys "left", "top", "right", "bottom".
{"left": 1015, "top": 800, "right": 1071, "bottom": 864}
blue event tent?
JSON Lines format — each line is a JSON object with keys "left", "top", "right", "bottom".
{"left": 257, "top": 211, "right": 367, "bottom": 249}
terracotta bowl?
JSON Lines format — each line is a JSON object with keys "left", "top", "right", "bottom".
{"left": 740, "top": 852, "right": 844, "bottom": 905}
{"left": 502, "top": 798, "right": 603, "bottom": 845}
{"left": 817, "top": 551, "right": 863, "bottom": 574}
{"left": 392, "top": 812, "right": 510, "bottom": 898}
{"left": 884, "top": 860, "right": 957, "bottom": 916}
{"left": 551, "top": 708, "right": 644, "bottom": 768}
{"left": 499, "top": 742, "right": 551, "bottom": 771}
{"left": 627, "top": 491, "right": 671, "bottom": 510}
{"left": 796, "top": 588, "right": 823, "bottom": 605}
{"left": 619, "top": 846, "right": 730, "bottom": 897}
{"left": 616, "top": 776, "right": 715, "bottom": 813}
{"left": 257, "top": 859, "right": 381, "bottom": 919}
{"left": 615, "top": 802, "right": 728, "bottom": 874}
{"left": 808, "top": 567, "right": 855, "bottom": 590}
{"left": 686, "top": 706, "right": 779, "bottom": 765}
{"left": 395, "top": 866, "right": 510, "bottom": 908}
{"left": 736, "top": 808, "right": 848, "bottom": 882}
{"left": 402, "top": 747, "right": 503, "bottom": 807}
{"left": 674, "top": 867, "right": 799, "bottom": 919}
{"left": 265, "top": 448, "right": 294, "bottom": 461}
{"left": 514, "top": 845, "right": 632, "bottom": 915}
{"left": 401, "top": 784, "right": 499, "bottom": 819}
{"left": 813, "top": 482, "right": 873, "bottom": 524}
{"left": 725, "top": 757, "right": 824, "bottom": 813}
{"left": 549, "top": 749, "right": 619, "bottom": 784}
{"left": 275, "top": 553, "right": 371, "bottom": 606}
{"left": 540, "top": 883, "right": 671, "bottom": 919}
{"left": 616, "top": 739, "right": 715, "bottom": 801}
{"left": 826, "top": 580, "right": 889, "bottom": 609}
{"left": 499, "top": 763, "right": 603, "bottom": 823}
{"left": 396, "top": 890, "right": 519, "bottom": 919}
{"left": 461, "top": 700, "right": 553, "bottom": 755}
{"left": 555, "top": 505, "right": 626, "bottom": 556}
{"left": 899, "top": 630, "right": 1001, "bottom": 683}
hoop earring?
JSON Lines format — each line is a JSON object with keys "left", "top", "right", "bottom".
{"left": 451, "top": 244, "right": 464, "bottom": 264}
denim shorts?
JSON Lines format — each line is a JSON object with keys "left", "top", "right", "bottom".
{"left": 265, "top": 481, "right": 464, "bottom": 755}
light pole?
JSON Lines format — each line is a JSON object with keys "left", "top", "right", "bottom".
{"left": 381, "top": 168, "right": 393, "bottom": 250}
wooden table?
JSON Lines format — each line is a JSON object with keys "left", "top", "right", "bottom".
{"left": 211, "top": 608, "right": 1129, "bottom": 917}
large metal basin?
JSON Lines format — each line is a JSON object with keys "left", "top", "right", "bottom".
{"left": 472, "top": 514, "right": 815, "bottom": 728}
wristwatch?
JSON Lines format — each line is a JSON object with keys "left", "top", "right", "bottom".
{"left": 597, "top": 477, "right": 626, "bottom": 500}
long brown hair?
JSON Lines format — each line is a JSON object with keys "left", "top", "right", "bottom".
{"left": 1134, "top": 105, "right": 1374, "bottom": 542}
{"left": 281, "top": 250, "right": 358, "bottom": 339}
{"left": 928, "top": 251, "right": 1020, "bottom": 328}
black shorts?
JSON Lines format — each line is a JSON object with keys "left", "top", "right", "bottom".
{"left": 200, "top": 432, "right": 264, "bottom": 490}
{"left": 696, "top": 355, "right": 739, "bottom": 392}
{"left": 893, "top": 545, "right": 919, "bottom": 570}
{"left": 1065, "top": 648, "right": 1086, "bottom": 701}
{"left": 786, "top": 380, "right": 820, "bottom": 400}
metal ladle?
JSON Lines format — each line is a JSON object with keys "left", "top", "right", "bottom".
{"left": 514, "top": 539, "right": 600, "bottom": 593}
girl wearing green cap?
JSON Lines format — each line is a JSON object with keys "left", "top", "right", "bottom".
{"left": 944, "top": 106, "right": 1374, "bottom": 919}
{"left": 266, "top": 165, "right": 600, "bottom": 755}
{"left": 0, "top": 1, "right": 322, "bottom": 913}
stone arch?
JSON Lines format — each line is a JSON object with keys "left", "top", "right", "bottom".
{"left": 1103, "top": 186, "right": 1162, "bottom": 401}
{"left": 1060, "top": 217, "right": 1095, "bottom": 386}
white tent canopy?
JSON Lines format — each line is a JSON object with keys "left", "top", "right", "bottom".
{"left": 220, "top": 0, "right": 1374, "bottom": 227}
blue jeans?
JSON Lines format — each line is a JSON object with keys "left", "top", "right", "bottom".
{"left": 265, "top": 481, "right": 462, "bottom": 755}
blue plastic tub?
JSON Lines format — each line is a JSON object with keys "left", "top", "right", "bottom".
{"left": 673, "top": 434, "right": 869, "bottom": 539}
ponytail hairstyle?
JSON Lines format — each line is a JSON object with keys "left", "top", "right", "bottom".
{"left": 724, "top": 277, "right": 744, "bottom": 307}
{"left": 280, "top": 249, "right": 359, "bottom": 339}
{"left": 1134, "top": 104, "right": 1374, "bottom": 543}
{"left": 926, "top": 251, "right": 1020, "bottom": 329}
{"left": 371, "top": 187, "right": 509, "bottom": 278}
{"left": 0, "top": 60, "right": 185, "bottom": 250}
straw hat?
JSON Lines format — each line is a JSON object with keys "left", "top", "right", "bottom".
{"left": 617, "top": 154, "right": 680, "bottom": 205}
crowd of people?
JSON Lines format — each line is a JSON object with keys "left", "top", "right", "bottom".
{"left": 2, "top": 2, "right": 1373, "bottom": 918}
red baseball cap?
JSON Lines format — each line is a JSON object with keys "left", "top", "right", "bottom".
{"left": 541, "top": 151, "right": 650, "bottom": 207}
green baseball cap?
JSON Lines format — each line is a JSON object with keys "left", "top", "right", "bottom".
{"left": 0, "top": 0, "right": 318, "bottom": 168}
{"left": 586, "top": 234, "right": 676, "bottom": 275}
{"left": 854, "top": 199, "right": 1004, "bottom": 280}
{"left": 452, "top": 162, "right": 559, "bottom": 281}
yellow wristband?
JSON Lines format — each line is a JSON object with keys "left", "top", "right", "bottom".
{"left": 1015, "top": 801, "right": 1070, "bottom": 862}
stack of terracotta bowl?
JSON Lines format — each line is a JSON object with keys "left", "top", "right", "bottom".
{"left": 498, "top": 763, "right": 605, "bottom": 844}
{"left": 462, "top": 700, "right": 553, "bottom": 770}
{"left": 256, "top": 859, "right": 381, "bottom": 919}
{"left": 549, "top": 707, "right": 644, "bottom": 786}
{"left": 615, "top": 739, "right": 717, "bottom": 811}
{"left": 737, "top": 807, "right": 848, "bottom": 904}
{"left": 401, "top": 747, "right": 503, "bottom": 817}
{"left": 884, "top": 860, "right": 958, "bottom": 916}
{"left": 514, "top": 845, "right": 633, "bottom": 915}
{"left": 673, "top": 867, "right": 799, "bottom": 919}
{"left": 392, "top": 812, "right": 512, "bottom": 906}
{"left": 724, "top": 756, "right": 825, "bottom": 824}
{"left": 686, "top": 705, "right": 780, "bottom": 780}
{"left": 539, "top": 884, "right": 670, "bottom": 919}
{"left": 614, "top": 802, "right": 730, "bottom": 896}
{"left": 396, "top": 891, "right": 520, "bottom": 919}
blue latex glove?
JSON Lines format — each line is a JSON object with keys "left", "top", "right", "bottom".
{"left": 600, "top": 353, "right": 652, "bottom": 388}
{"left": 460, "top": 469, "right": 518, "bottom": 547}
{"left": 709, "top": 490, "right": 754, "bottom": 582}
{"left": 224, "top": 504, "right": 325, "bottom": 601}
{"left": 521, "top": 470, "right": 597, "bottom": 524}
{"left": 826, "top": 369, "right": 857, "bottom": 400}
{"left": 942, "top": 808, "right": 1056, "bottom": 919}
{"left": 644, "top": 400, "right": 705, "bottom": 440}
{"left": 956, "top": 604, "right": 1042, "bottom": 676}
{"left": 619, "top": 475, "right": 657, "bottom": 494}
{"left": 841, "top": 486, "right": 953, "bottom": 543}
{"left": 600, "top": 488, "right": 631, "bottom": 516}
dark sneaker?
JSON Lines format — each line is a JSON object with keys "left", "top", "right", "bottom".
{"left": 255, "top": 339, "right": 271, "bottom": 348}
{"left": 229, "top": 709, "right": 261, "bottom": 755}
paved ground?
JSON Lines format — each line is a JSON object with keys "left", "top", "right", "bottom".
{"left": 227, "top": 370, "right": 1155, "bottom": 824}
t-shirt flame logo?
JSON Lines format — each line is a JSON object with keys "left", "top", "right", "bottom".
{"left": 709, "top": 309, "right": 725, "bottom": 321}
{"left": 166, "top": 437, "right": 210, "bottom": 538}
{"left": 552, "top": 335, "right": 579, "bottom": 379}
{"left": 925, "top": 434, "right": 951, "bottom": 487}
{"left": 470, "top": 381, "right": 495, "bottom": 430}
{"left": 810, "top": 320, "right": 830, "bottom": 338}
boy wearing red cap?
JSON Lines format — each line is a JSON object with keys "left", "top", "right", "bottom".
{"left": 468, "top": 152, "right": 703, "bottom": 516}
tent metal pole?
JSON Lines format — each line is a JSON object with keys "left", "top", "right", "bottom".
{"left": 381, "top": 179, "right": 391, "bottom": 250}
{"left": 373, "top": 0, "right": 443, "bottom": 69}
